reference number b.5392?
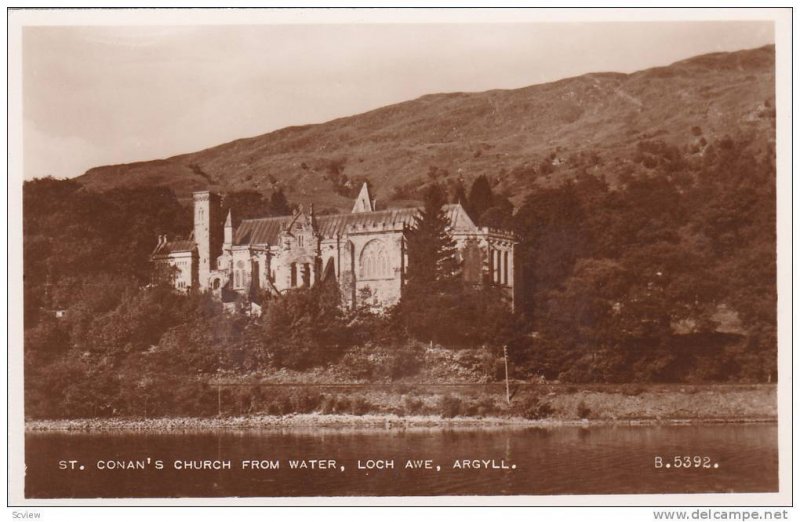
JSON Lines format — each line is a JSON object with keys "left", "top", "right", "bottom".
{"left": 654, "top": 456, "right": 718, "bottom": 469}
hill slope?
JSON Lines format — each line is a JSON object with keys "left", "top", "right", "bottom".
{"left": 78, "top": 45, "right": 775, "bottom": 209}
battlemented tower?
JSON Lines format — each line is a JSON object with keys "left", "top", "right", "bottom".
{"left": 193, "top": 191, "right": 222, "bottom": 290}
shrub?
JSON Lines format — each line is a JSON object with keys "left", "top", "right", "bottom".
{"left": 439, "top": 395, "right": 463, "bottom": 418}
{"left": 516, "top": 395, "right": 554, "bottom": 420}
{"left": 288, "top": 390, "right": 323, "bottom": 413}
{"left": 388, "top": 345, "right": 424, "bottom": 380}
{"left": 340, "top": 349, "right": 376, "bottom": 381}
{"left": 474, "top": 397, "right": 497, "bottom": 417}
{"left": 349, "top": 397, "right": 371, "bottom": 416}
{"left": 320, "top": 394, "right": 336, "bottom": 414}
{"left": 331, "top": 395, "right": 351, "bottom": 414}
{"left": 576, "top": 400, "right": 591, "bottom": 419}
{"left": 403, "top": 395, "right": 425, "bottom": 415}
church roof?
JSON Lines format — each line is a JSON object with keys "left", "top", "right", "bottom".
{"left": 152, "top": 239, "right": 195, "bottom": 257}
{"left": 234, "top": 215, "right": 292, "bottom": 246}
{"left": 316, "top": 208, "right": 419, "bottom": 237}
{"left": 233, "top": 204, "right": 480, "bottom": 246}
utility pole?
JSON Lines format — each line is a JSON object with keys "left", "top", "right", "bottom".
{"left": 503, "top": 345, "right": 510, "bottom": 405}
{"left": 217, "top": 382, "right": 222, "bottom": 417}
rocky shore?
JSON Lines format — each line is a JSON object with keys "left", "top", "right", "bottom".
{"left": 26, "top": 413, "right": 776, "bottom": 434}
{"left": 25, "top": 384, "right": 777, "bottom": 433}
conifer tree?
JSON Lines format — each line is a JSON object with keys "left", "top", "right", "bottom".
{"left": 405, "top": 183, "right": 460, "bottom": 295}
{"left": 467, "top": 175, "right": 494, "bottom": 224}
{"left": 450, "top": 180, "right": 468, "bottom": 207}
{"left": 269, "top": 189, "right": 291, "bottom": 216}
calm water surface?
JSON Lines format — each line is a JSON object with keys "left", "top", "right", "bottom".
{"left": 25, "top": 424, "right": 777, "bottom": 497}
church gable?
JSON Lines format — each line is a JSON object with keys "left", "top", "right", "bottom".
{"left": 443, "top": 203, "right": 480, "bottom": 233}
{"left": 352, "top": 182, "right": 376, "bottom": 213}
{"left": 278, "top": 208, "right": 319, "bottom": 253}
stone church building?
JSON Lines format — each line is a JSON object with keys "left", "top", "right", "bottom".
{"left": 152, "top": 184, "right": 517, "bottom": 310}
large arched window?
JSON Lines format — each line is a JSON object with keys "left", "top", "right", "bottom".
{"left": 359, "top": 239, "right": 391, "bottom": 279}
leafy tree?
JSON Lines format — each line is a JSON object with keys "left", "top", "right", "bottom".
{"left": 260, "top": 280, "right": 348, "bottom": 369}
{"left": 479, "top": 194, "right": 514, "bottom": 229}
{"left": 514, "top": 180, "right": 593, "bottom": 316}
{"left": 23, "top": 178, "right": 191, "bottom": 325}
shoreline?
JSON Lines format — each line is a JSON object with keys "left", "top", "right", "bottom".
{"left": 25, "top": 413, "right": 778, "bottom": 434}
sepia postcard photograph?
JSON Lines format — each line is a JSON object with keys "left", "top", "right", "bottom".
{"left": 6, "top": 6, "right": 793, "bottom": 511}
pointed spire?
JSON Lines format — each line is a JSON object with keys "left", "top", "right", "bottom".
{"left": 352, "top": 182, "right": 375, "bottom": 214}
{"left": 223, "top": 209, "right": 233, "bottom": 247}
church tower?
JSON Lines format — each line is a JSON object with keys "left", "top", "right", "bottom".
{"left": 193, "top": 191, "right": 222, "bottom": 290}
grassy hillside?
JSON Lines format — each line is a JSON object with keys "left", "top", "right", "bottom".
{"left": 77, "top": 45, "right": 775, "bottom": 210}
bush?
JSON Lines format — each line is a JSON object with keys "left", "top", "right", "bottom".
{"left": 349, "top": 397, "right": 371, "bottom": 416}
{"left": 439, "top": 395, "right": 463, "bottom": 418}
{"left": 576, "top": 400, "right": 591, "bottom": 419}
{"left": 320, "top": 394, "right": 336, "bottom": 414}
{"left": 403, "top": 395, "right": 425, "bottom": 415}
{"left": 388, "top": 345, "right": 424, "bottom": 380}
{"left": 516, "top": 395, "right": 554, "bottom": 420}
{"left": 474, "top": 397, "right": 498, "bottom": 417}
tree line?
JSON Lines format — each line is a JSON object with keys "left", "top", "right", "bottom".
{"left": 22, "top": 131, "right": 776, "bottom": 417}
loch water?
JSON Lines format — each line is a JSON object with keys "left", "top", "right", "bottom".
{"left": 25, "top": 423, "right": 778, "bottom": 498}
